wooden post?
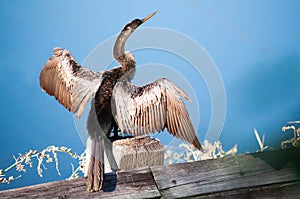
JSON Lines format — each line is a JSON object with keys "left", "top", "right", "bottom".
{"left": 110, "top": 136, "right": 164, "bottom": 171}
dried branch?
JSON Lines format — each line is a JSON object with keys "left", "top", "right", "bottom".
{"left": 0, "top": 146, "right": 85, "bottom": 184}
{"left": 164, "top": 140, "right": 238, "bottom": 164}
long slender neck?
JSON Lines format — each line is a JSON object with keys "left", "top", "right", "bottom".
{"left": 113, "top": 27, "right": 135, "bottom": 60}
{"left": 113, "top": 27, "right": 136, "bottom": 74}
{"left": 113, "top": 31, "right": 128, "bottom": 60}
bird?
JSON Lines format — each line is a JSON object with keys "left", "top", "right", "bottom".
{"left": 39, "top": 11, "right": 203, "bottom": 192}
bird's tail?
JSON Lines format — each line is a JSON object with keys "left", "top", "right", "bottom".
{"left": 85, "top": 99, "right": 105, "bottom": 192}
{"left": 85, "top": 136, "right": 104, "bottom": 192}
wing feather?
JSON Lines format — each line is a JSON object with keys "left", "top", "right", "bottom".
{"left": 112, "top": 78, "right": 203, "bottom": 151}
{"left": 40, "top": 47, "right": 103, "bottom": 118}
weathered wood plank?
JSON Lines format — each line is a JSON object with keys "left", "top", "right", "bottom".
{"left": 1, "top": 148, "right": 300, "bottom": 198}
{"left": 193, "top": 181, "right": 300, "bottom": 199}
{"left": 0, "top": 167, "right": 161, "bottom": 199}
{"left": 151, "top": 147, "right": 300, "bottom": 198}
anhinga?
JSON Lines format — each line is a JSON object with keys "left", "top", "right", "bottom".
{"left": 39, "top": 11, "right": 203, "bottom": 192}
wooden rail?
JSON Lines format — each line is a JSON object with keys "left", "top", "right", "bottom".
{"left": 1, "top": 147, "right": 300, "bottom": 198}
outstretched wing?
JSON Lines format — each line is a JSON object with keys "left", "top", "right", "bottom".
{"left": 40, "top": 47, "right": 103, "bottom": 118}
{"left": 112, "top": 78, "right": 202, "bottom": 151}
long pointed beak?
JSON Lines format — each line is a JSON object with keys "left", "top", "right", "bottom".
{"left": 141, "top": 11, "right": 157, "bottom": 23}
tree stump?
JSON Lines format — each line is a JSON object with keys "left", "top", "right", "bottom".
{"left": 107, "top": 136, "right": 164, "bottom": 171}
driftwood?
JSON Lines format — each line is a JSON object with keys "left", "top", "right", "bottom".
{"left": 1, "top": 147, "right": 300, "bottom": 198}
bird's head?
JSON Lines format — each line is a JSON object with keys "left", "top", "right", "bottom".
{"left": 121, "top": 11, "right": 157, "bottom": 33}
{"left": 113, "top": 11, "right": 157, "bottom": 60}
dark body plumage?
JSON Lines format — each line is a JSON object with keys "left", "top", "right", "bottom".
{"left": 39, "top": 12, "right": 203, "bottom": 192}
{"left": 95, "top": 54, "right": 136, "bottom": 133}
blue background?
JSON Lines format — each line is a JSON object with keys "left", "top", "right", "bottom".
{"left": 1, "top": 0, "right": 300, "bottom": 190}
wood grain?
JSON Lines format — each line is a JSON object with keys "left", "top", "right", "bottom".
{"left": 1, "top": 147, "right": 299, "bottom": 198}
{"left": 151, "top": 147, "right": 300, "bottom": 198}
{"left": 0, "top": 168, "right": 161, "bottom": 199}
{"left": 112, "top": 136, "right": 164, "bottom": 170}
